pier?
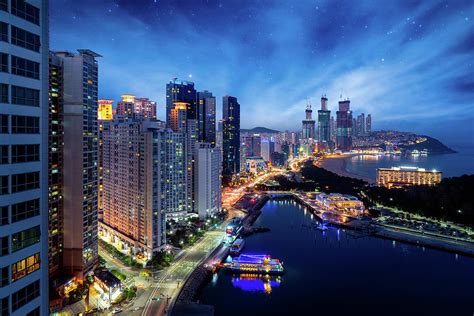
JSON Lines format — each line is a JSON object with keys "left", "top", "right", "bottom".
{"left": 264, "top": 190, "right": 474, "bottom": 257}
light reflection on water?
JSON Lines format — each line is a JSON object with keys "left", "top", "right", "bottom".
{"left": 231, "top": 274, "right": 282, "bottom": 294}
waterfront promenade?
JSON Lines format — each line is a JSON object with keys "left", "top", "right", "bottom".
{"left": 316, "top": 153, "right": 374, "bottom": 183}
{"left": 286, "top": 191, "right": 474, "bottom": 257}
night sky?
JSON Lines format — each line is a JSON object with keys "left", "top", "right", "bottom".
{"left": 50, "top": 0, "right": 473, "bottom": 146}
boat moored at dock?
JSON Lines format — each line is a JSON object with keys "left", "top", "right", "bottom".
{"left": 222, "top": 254, "right": 284, "bottom": 275}
{"left": 230, "top": 238, "right": 245, "bottom": 256}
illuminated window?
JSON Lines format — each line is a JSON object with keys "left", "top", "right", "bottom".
{"left": 11, "top": 253, "right": 40, "bottom": 282}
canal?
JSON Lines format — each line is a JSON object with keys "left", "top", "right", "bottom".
{"left": 199, "top": 198, "right": 474, "bottom": 315}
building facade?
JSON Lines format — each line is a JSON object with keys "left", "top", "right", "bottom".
{"left": 222, "top": 95, "right": 240, "bottom": 177}
{"left": 260, "top": 139, "right": 274, "bottom": 162}
{"left": 317, "top": 95, "right": 331, "bottom": 151}
{"left": 116, "top": 95, "right": 156, "bottom": 119}
{"left": 100, "top": 119, "right": 169, "bottom": 258}
{"left": 98, "top": 99, "right": 113, "bottom": 121}
{"left": 377, "top": 166, "right": 442, "bottom": 188}
{"left": 0, "top": 0, "right": 50, "bottom": 314}
{"left": 242, "top": 134, "right": 261, "bottom": 157}
{"left": 366, "top": 114, "right": 372, "bottom": 134}
{"left": 302, "top": 103, "right": 316, "bottom": 140}
{"left": 48, "top": 52, "right": 63, "bottom": 281}
{"left": 166, "top": 79, "right": 197, "bottom": 127}
{"left": 336, "top": 99, "right": 353, "bottom": 152}
{"left": 194, "top": 143, "right": 221, "bottom": 220}
{"left": 134, "top": 97, "right": 156, "bottom": 119}
{"left": 53, "top": 49, "right": 101, "bottom": 280}
{"left": 197, "top": 90, "right": 216, "bottom": 146}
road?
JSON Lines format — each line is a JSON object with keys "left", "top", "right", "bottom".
{"left": 140, "top": 169, "right": 288, "bottom": 315}
{"left": 137, "top": 231, "right": 225, "bottom": 315}
{"left": 95, "top": 167, "right": 294, "bottom": 316}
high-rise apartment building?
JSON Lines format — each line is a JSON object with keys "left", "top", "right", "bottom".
{"left": 0, "top": 1, "right": 49, "bottom": 314}
{"left": 222, "top": 96, "right": 240, "bottom": 177}
{"left": 194, "top": 143, "right": 221, "bottom": 220}
{"left": 98, "top": 99, "right": 113, "bottom": 120}
{"left": 197, "top": 90, "right": 216, "bottom": 146}
{"left": 168, "top": 101, "right": 196, "bottom": 214}
{"left": 330, "top": 115, "right": 336, "bottom": 143}
{"left": 355, "top": 113, "right": 365, "bottom": 136}
{"left": 98, "top": 100, "right": 113, "bottom": 222}
{"left": 166, "top": 79, "right": 197, "bottom": 126}
{"left": 116, "top": 95, "right": 156, "bottom": 119}
{"left": 260, "top": 139, "right": 274, "bottom": 162}
{"left": 115, "top": 94, "right": 134, "bottom": 119}
{"left": 302, "top": 103, "right": 316, "bottom": 140}
{"left": 366, "top": 114, "right": 372, "bottom": 134}
{"left": 100, "top": 119, "right": 171, "bottom": 258}
{"left": 134, "top": 97, "right": 156, "bottom": 119}
{"left": 242, "top": 134, "right": 261, "bottom": 157}
{"left": 53, "top": 49, "right": 101, "bottom": 280}
{"left": 216, "top": 119, "right": 223, "bottom": 149}
{"left": 166, "top": 80, "right": 199, "bottom": 214}
{"left": 48, "top": 52, "right": 63, "bottom": 281}
{"left": 336, "top": 99, "right": 353, "bottom": 152}
{"left": 317, "top": 95, "right": 331, "bottom": 151}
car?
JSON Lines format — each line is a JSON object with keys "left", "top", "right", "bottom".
{"left": 132, "top": 307, "right": 140, "bottom": 311}
{"left": 112, "top": 308, "right": 122, "bottom": 314}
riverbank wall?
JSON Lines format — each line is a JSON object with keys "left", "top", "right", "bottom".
{"left": 374, "top": 226, "right": 474, "bottom": 257}
{"left": 170, "top": 194, "right": 270, "bottom": 315}
{"left": 171, "top": 244, "right": 228, "bottom": 316}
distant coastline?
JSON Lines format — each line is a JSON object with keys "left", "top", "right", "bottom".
{"left": 316, "top": 154, "right": 374, "bottom": 184}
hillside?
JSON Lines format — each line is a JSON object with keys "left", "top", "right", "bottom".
{"left": 399, "top": 135, "right": 456, "bottom": 154}
{"left": 241, "top": 126, "right": 280, "bottom": 134}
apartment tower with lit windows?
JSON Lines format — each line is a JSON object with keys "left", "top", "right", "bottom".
{"left": 52, "top": 49, "right": 101, "bottom": 280}
{"left": 0, "top": 0, "right": 50, "bottom": 314}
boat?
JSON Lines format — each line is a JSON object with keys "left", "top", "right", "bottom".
{"left": 315, "top": 223, "right": 328, "bottom": 231}
{"left": 222, "top": 254, "right": 284, "bottom": 275}
{"left": 313, "top": 222, "right": 328, "bottom": 231}
{"left": 230, "top": 238, "right": 245, "bottom": 256}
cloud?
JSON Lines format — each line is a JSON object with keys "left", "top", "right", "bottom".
{"left": 50, "top": 0, "right": 474, "bottom": 145}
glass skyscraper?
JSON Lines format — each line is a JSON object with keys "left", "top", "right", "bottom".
{"left": 336, "top": 99, "right": 353, "bottom": 152}
{"left": 166, "top": 79, "right": 197, "bottom": 126}
{"left": 317, "top": 95, "right": 331, "bottom": 151}
{"left": 197, "top": 90, "right": 216, "bottom": 146}
{"left": 222, "top": 95, "right": 240, "bottom": 177}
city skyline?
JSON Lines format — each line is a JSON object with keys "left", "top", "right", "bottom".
{"left": 1, "top": 1, "right": 473, "bottom": 315}
{"left": 50, "top": 0, "right": 473, "bottom": 145}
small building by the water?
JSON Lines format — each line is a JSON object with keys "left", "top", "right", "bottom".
{"left": 94, "top": 269, "right": 123, "bottom": 303}
{"left": 376, "top": 166, "right": 442, "bottom": 188}
{"left": 315, "top": 193, "right": 365, "bottom": 216}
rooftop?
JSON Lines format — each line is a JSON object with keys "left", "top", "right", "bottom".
{"left": 378, "top": 166, "right": 441, "bottom": 173}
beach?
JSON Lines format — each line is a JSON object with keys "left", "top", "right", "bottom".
{"left": 317, "top": 154, "right": 375, "bottom": 183}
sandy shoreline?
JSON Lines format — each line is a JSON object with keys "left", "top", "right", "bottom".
{"left": 317, "top": 154, "right": 375, "bottom": 184}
